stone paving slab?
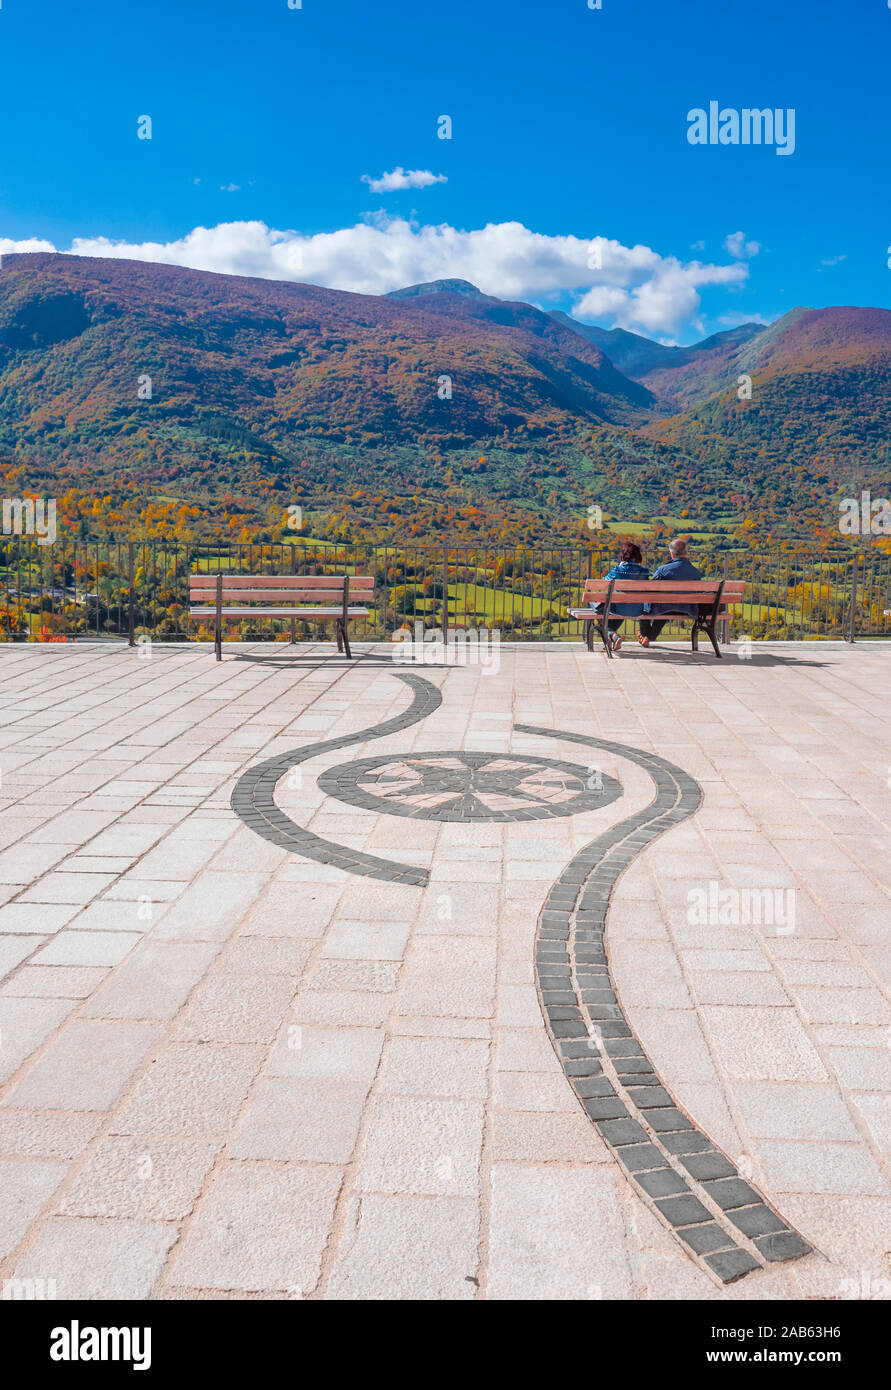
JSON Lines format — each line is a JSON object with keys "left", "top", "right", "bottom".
{"left": 0, "top": 640, "right": 888, "bottom": 1299}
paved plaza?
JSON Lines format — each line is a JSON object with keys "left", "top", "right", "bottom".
{"left": 0, "top": 638, "right": 888, "bottom": 1300}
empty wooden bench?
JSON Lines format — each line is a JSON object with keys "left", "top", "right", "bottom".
{"left": 189, "top": 573, "right": 373, "bottom": 660}
{"left": 569, "top": 579, "right": 747, "bottom": 658}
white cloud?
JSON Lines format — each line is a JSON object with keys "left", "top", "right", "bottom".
{"left": 0, "top": 236, "right": 57, "bottom": 257}
{"left": 572, "top": 246, "right": 745, "bottom": 335}
{"left": 361, "top": 167, "right": 447, "bottom": 193}
{"left": 717, "top": 311, "right": 769, "bottom": 327}
{"left": 0, "top": 217, "right": 750, "bottom": 337}
{"left": 724, "top": 231, "right": 760, "bottom": 260}
{"left": 819, "top": 253, "right": 847, "bottom": 268}
{"left": 220, "top": 183, "right": 241, "bottom": 193}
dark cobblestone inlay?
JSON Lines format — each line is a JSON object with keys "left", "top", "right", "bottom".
{"left": 319, "top": 751, "right": 621, "bottom": 822}
{"left": 234, "top": 674, "right": 813, "bottom": 1285}
{"left": 516, "top": 721, "right": 812, "bottom": 1287}
{"left": 231, "top": 672, "right": 443, "bottom": 885}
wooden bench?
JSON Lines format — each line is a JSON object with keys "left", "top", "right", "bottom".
{"left": 189, "top": 573, "right": 373, "bottom": 660}
{"left": 569, "top": 579, "right": 747, "bottom": 659}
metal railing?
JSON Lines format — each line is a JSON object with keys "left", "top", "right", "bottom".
{"left": 1, "top": 539, "right": 888, "bottom": 644}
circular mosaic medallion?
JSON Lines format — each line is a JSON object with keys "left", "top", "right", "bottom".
{"left": 318, "top": 751, "right": 621, "bottom": 822}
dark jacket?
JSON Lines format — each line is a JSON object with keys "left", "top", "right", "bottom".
{"left": 599, "top": 559, "right": 650, "bottom": 617}
{"left": 645, "top": 555, "right": 702, "bottom": 618}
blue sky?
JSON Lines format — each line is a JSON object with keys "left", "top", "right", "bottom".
{"left": 1, "top": 0, "right": 888, "bottom": 342}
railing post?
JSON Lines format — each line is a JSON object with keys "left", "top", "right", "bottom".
{"left": 720, "top": 555, "right": 728, "bottom": 646}
{"left": 845, "top": 554, "right": 859, "bottom": 643}
{"left": 289, "top": 543, "right": 296, "bottom": 646}
{"left": 583, "top": 547, "right": 594, "bottom": 646}
{"left": 442, "top": 545, "right": 449, "bottom": 644}
{"left": 128, "top": 543, "right": 135, "bottom": 647}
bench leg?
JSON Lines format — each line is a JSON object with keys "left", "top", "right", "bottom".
{"left": 705, "top": 621, "right": 722, "bottom": 658}
{"left": 598, "top": 620, "right": 613, "bottom": 658}
{"left": 214, "top": 576, "right": 222, "bottom": 661}
{"left": 338, "top": 622, "right": 352, "bottom": 659}
{"left": 335, "top": 624, "right": 344, "bottom": 653}
{"left": 585, "top": 620, "right": 594, "bottom": 653}
{"left": 690, "top": 624, "right": 698, "bottom": 653}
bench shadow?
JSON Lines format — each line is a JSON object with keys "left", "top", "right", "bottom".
{"left": 229, "top": 644, "right": 837, "bottom": 671}
{"left": 596, "top": 647, "right": 833, "bottom": 668}
{"left": 232, "top": 650, "right": 396, "bottom": 668}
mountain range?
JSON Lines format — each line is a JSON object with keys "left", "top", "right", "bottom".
{"left": 0, "top": 253, "right": 889, "bottom": 544}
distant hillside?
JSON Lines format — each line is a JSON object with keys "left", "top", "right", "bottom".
{"left": 0, "top": 254, "right": 655, "bottom": 484}
{"left": 635, "top": 310, "right": 809, "bottom": 408}
{"left": 644, "top": 306, "right": 891, "bottom": 509}
{"left": 387, "top": 278, "right": 488, "bottom": 301}
{"left": 550, "top": 310, "right": 766, "bottom": 408}
{"left": 386, "top": 285, "right": 656, "bottom": 411}
{"left": 0, "top": 256, "right": 888, "bottom": 547}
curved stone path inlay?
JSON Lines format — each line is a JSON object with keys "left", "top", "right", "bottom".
{"left": 231, "top": 671, "right": 442, "bottom": 885}
{"left": 233, "top": 672, "right": 811, "bottom": 1285}
{"left": 516, "top": 722, "right": 812, "bottom": 1285}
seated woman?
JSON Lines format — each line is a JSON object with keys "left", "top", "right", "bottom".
{"left": 598, "top": 540, "right": 649, "bottom": 652}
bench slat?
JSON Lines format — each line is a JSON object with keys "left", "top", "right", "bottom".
{"left": 580, "top": 580, "right": 735, "bottom": 588}
{"left": 189, "top": 588, "right": 371, "bottom": 603}
{"left": 571, "top": 607, "right": 740, "bottom": 619}
{"left": 189, "top": 606, "right": 370, "bottom": 618}
{"left": 579, "top": 581, "right": 746, "bottom": 605}
{"left": 582, "top": 580, "right": 723, "bottom": 592}
{"left": 189, "top": 574, "right": 373, "bottom": 589}
{"left": 603, "top": 590, "right": 721, "bottom": 604}
{"left": 572, "top": 598, "right": 744, "bottom": 614}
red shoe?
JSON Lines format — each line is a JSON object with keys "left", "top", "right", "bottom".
{"left": 637, "top": 633, "right": 650, "bottom": 648}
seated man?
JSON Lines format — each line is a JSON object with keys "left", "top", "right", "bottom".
{"left": 638, "top": 537, "right": 701, "bottom": 646}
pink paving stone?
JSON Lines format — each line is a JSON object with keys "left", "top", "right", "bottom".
{"left": 12, "top": 1218, "right": 179, "bottom": 1299}
{"left": 56, "top": 1136, "right": 219, "bottom": 1221}
{"left": 487, "top": 1165, "right": 634, "bottom": 1300}
{"left": 1, "top": 965, "right": 110, "bottom": 999}
{"left": 230, "top": 1077, "right": 369, "bottom": 1162}
{"left": 0, "top": 1157, "right": 69, "bottom": 1260}
{"left": 3, "top": 1019, "right": 162, "bottom": 1111}
{"left": 17, "top": 872, "right": 119, "bottom": 905}
{"left": 326, "top": 1193, "right": 480, "bottom": 1300}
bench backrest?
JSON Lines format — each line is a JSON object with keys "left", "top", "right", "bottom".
{"left": 580, "top": 578, "right": 746, "bottom": 610}
{"left": 189, "top": 573, "right": 373, "bottom": 607}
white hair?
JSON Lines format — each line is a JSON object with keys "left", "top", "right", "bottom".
{"left": 669, "top": 538, "right": 688, "bottom": 557}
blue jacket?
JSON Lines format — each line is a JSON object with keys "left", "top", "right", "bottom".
{"left": 645, "top": 556, "right": 702, "bottom": 617}
{"left": 599, "top": 560, "right": 650, "bottom": 617}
